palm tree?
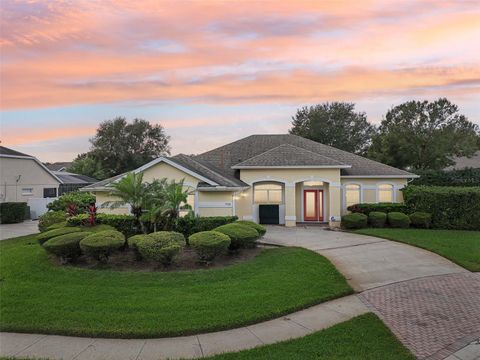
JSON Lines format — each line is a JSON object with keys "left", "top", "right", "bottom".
{"left": 161, "top": 179, "right": 192, "bottom": 230}
{"left": 102, "top": 172, "right": 149, "bottom": 232}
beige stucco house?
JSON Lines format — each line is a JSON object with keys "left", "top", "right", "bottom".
{"left": 83, "top": 134, "right": 418, "bottom": 227}
{"left": 0, "top": 146, "right": 62, "bottom": 202}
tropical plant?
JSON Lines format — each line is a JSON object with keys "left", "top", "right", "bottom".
{"left": 102, "top": 172, "right": 150, "bottom": 232}
{"left": 159, "top": 179, "right": 192, "bottom": 230}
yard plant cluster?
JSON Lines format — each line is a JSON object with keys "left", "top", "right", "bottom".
{"left": 38, "top": 217, "right": 266, "bottom": 267}
{"left": 344, "top": 185, "right": 480, "bottom": 230}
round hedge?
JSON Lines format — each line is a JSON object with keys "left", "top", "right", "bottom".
{"left": 368, "top": 211, "right": 387, "bottom": 228}
{"left": 341, "top": 213, "right": 368, "bottom": 229}
{"left": 136, "top": 231, "right": 184, "bottom": 266}
{"left": 43, "top": 232, "right": 91, "bottom": 262}
{"left": 214, "top": 223, "right": 259, "bottom": 250}
{"left": 37, "top": 227, "right": 82, "bottom": 245}
{"left": 80, "top": 224, "right": 116, "bottom": 233}
{"left": 235, "top": 220, "right": 266, "bottom": 236}
{"left": 80, "top": 230, "right": 125, "bottom": 262}
{"left": 387, "top": 212, "right": 411, "bottom": 228}
{"left": 127, "top": 234, "right": 151, "bottom": 260}
{"left": 188, "top": 231, "right": 231, "bottom": 262}
{"left": 409, "top": 212, "right": 432, "bottom": 228}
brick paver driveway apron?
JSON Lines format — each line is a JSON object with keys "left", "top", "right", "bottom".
{"left": 263, "top": 226, "right": 480, "bottom": 360}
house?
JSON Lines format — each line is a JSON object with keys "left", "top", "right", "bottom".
{"left": 0, "top": 146, "right": 62, "bottom": 202}
{"left": 45, "top": 162, "right": 73, "bottom": 172}
{"left": 445, "top": 151, "right": 480, "bottom": 170}
{"left": 82, "top": 134, "right": 417, "bottom": 227}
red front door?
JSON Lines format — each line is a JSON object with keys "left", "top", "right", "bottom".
{"left": 303, "top": 190, "right": 323, "bottom": 222}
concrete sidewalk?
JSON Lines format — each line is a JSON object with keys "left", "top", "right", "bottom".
{"left": 0, "top": 220, "right": 39, "bottom": 240}
{"left": 0, "top": 295, "right": 368, "bottom": 360}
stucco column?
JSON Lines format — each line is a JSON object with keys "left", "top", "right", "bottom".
{"left": 328, "top": 184, "right": 342, "bottom": 228}
{"left": 285, "top": 184, "right": 296, "bottom": 227}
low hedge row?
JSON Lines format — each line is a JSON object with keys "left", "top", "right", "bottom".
{"left": 80, "top": 230, "right": 125, "bottom": 262}
{"left": 214, "top": 223, "right": 259, "bottom": 250}
{"left": 342, "top": 211, "right": 430, "bottom": 229}
{"left": 0, "top": 202, "right": 28, "bottom": 224}
{"left": 43, "top": 232, "right": 92, "bottom": 262}
{"left": 402, "top": 185, "right": 480, "bottom": 230}
{"left": 346, "top": 203, "right": 409, "bottom": 215}
{"left": 136, "top": 232, "right": 185, "bottom": 266}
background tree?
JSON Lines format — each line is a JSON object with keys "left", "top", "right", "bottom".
{"left": 368, "top": 98, "right": 479, "bottom": 170}
{"left": 289, "top": 102, "right": 376, "bottom": 154}
{"left": 70, "top": 117, "right": 170, "bottom": 179}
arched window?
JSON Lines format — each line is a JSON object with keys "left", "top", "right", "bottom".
{"left": 345, "top": 184, "right": 361, "bottom": 208}
{"left": 254, "top": 183, "right": 283, "bottom": 204}
{"left": 378, "top": 184, "right": 394, "bottom": 202}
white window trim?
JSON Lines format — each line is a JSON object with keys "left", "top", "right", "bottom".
{"left": 342, "top": 182, "right": 363, "bottom": 210}
{"left": 21, "top": 188, "right": 34, "bottom": 196}
{"left": 376, "top": 182, "right": 396, "bottom": 203}
{"left": 253, "top": 182, "right": 284, "bottom": 205}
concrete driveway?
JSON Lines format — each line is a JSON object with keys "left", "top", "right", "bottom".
{"left": 0, "top": 220, "right": 39, "bottom": 240}
{"left": 262, "top": 225, "right": 466, "bottom": 291}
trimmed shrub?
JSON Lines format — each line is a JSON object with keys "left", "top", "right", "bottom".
{"left": 80, "top": 230, "right": 125, "bottom": 262}
{"left": 402, "top": 185, "right": 480, "bottom": 230}
{"left": 45, "top": 221, "right": 68, "bottom": 231}
{"left": 347, "top": 203, "right": 409, "bottom": 215}
{"left": 235, "top": 220, "right": 266, "bottom": 236}
{"left": 37, "top": 227, "right": 82, "bottom": 245}
{"left": 43, "top": 232, "right": 91, "bottom": 262}
{"left": 214, "top": 223, "right": 259, "bottom": 250}
{"left": 368, "top": 212, "right": 387, "bottom": 228}
{"left": 127, "top": 234, "right": 149, "bottom": 260}
{"left": 175, "top": 216, "right": 238, "bottom": 237}
{"left": 39, "top": 211, "right": 68, "bottom": 232}
{"left": 409, "top": 212, "right": 432, "bottom": 229}
{"left": 189, "top": 231, "right": 231, "bottom": 263}
{"left": 0, "top": 202, "right": 27, "bottom": 224}
{"left": 68, "top": 213, "right": 139, "bottom": 237}
{"left": 136, "top": 231, "right": 184, "bottom": 266}
{"left": 80, "top": 224, "right": 116, "bottom": 233}
{"left": 47, "top": 192, "right": 96, "bottom": 213}
{"left": 387, "top": 212, "right": 411, "bottom": 228}
{"left": 341, "top": 213, "right": 368, "bottom": 229}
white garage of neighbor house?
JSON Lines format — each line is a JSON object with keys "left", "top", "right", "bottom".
{"left": 83, "top": 134, "right": 418, "bottom": 227}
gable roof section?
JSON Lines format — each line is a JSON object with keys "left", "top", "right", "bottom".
{"left": 232, "top": 144, "right": 350, "bottom": 169}
{"left": 0, "top": 146, "right": 63, "bottom": 183}
{"left": 196, "top": 134, "right": 417, "bottom": 177}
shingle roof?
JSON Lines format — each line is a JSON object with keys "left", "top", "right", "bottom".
{"left": 81, "top": 173, "right": 126, "bottom": 190}
{"left": 196, "top": 134, "right": 416, "bottom": 177}
{"left": 445, "top": 151, "right": 480, "bottom": 170}
{"left": 170, "top": 154, "right": 246, "bottom": 187}
{"left": 232, "top": 144, "right": 349, "bottom": 168}
{"left": 54, "top": 171, "right": 97, "bottom": 184}
{"left": 0, "top": 146, "right": 32, "bottom": 157}
{"left": 45, "top": 162, "right": 72, "bottom": 171}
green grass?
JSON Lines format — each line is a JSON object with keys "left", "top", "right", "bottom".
{"left": 0, "top": 234, "right": 352, "bottom": 338}
{"left": 206, "top": 313, "right": 415, "bottom": 359}
{"left": 355, "top": 228, "right": 480, "bottom": 272}
{"left": 0, "top": 314, "right": 415, "bottom": 360}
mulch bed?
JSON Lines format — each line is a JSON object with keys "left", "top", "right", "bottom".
{"left": 52, "top": 246, "right": 268, "bottom": 272}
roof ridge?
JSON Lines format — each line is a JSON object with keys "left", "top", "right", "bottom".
{"left": 172, "top": 154, "right": 242, "bottom": 187}
{"left": 234, "top": 143, "right": 346, "bottom": 167}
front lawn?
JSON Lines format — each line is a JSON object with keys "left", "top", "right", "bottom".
{"left": 355, "top": 228, "right": 480, "bottom": 272}
{"left": 205, "top": 313, "right": 414, "bottom": 360}
{"left": 0, "top": 234, "right": 352, "bottom": 338}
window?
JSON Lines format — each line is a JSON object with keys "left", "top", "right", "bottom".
{"left": 254, "top": 183, "right": 283, "bottom": 204}
{"left": 345, "top": 184, "right": 361, "bottom": 208}
{"left": 43, "top": 188, "right": 57, "bottom": 198}
{"left": 22, "top": 188, "right": 33, "bottom": 196}
{"left": 304, "top": 181, "right": 324, "bottom": 187}
{"left": 378, "top": 184, "right": 394, "bottom": 202}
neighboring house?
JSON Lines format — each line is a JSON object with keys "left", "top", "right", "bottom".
{"left": 53, "top": 171, "right": 98, "bottom": 195}
{"left": 445, "top": 151, "right": 480, "bottom": 170}
{"left": 45, "top": 162, "right": 73, "bottom": 172}
{"left": 83, "top": 134, "right": 417, "bottom": 227}
{"left": 0, "top": 146, "right": 62, "bottom": 202}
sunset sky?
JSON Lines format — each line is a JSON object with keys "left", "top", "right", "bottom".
{"left": 1, "top": 0, "right": 480, "bottom": 162}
